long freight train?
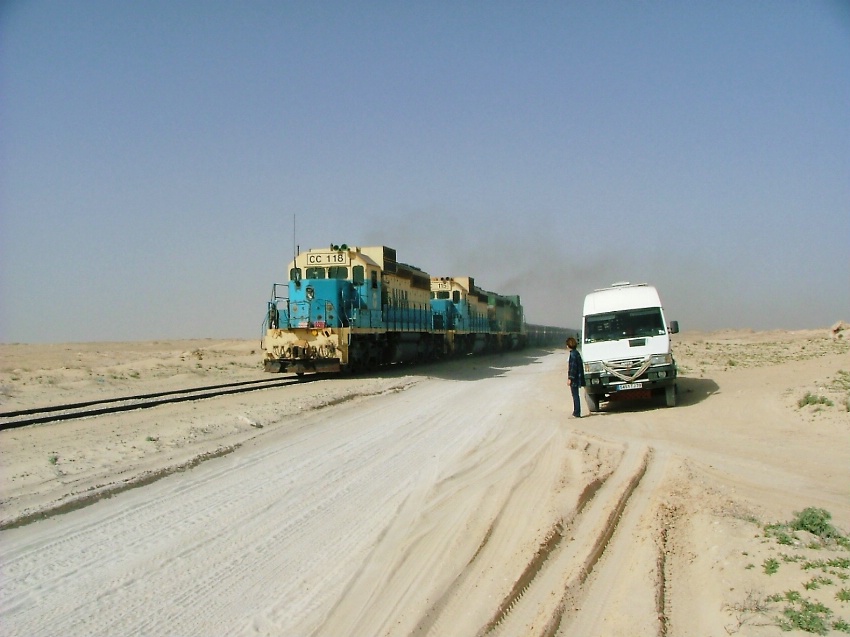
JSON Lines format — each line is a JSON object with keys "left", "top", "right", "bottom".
{"left": 262, "top": 244, "right": 574, "bottom": 375}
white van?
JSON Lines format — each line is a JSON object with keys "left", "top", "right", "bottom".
{"left": 581, "top": 282, "right": 679, "bottom": 411}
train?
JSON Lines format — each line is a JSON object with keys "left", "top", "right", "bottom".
{"left": 262, "top": 244, "right": 575, "bottom": 375}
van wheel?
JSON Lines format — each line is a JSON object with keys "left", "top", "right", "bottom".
{"left": 585, "top": 390, "right": 600, "bottom": 413}
{"left": 665, "top": 384, "right": 677, "bottom": 407}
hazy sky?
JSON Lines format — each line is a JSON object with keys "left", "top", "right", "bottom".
{"left": 2, "top": 1, "right": 849, "bottom": 343}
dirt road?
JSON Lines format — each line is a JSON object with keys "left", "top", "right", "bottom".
{"left": 1, "top": 331, "right": 848, "bottom": 636}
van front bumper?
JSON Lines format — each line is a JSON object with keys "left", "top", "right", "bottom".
{"left": 585, "top": 362, "right": 677, "bottom": 394}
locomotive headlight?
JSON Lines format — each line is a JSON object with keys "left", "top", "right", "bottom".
{"left": 306, "top": 286, "right": 315, "bottom": 301}
{"left": 584, "top": 361, "right": 604, "bottom": 373}
{"left": 650, "top": 353, "right": 673, "bottom": 366}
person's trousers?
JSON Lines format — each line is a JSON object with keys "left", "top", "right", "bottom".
{"left": 570, "top": 383, "right": 581, "bottom": 417}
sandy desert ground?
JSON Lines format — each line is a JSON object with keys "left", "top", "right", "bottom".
{"left": 0, "top": 328, "right": 848, "bottom": 636}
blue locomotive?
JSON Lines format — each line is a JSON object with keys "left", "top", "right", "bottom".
{"left": 263, "top": 244, "right": 564, "bottom": 374}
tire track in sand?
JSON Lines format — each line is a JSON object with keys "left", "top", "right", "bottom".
{"left": 479, "top": 444, "right": 650, "bottom": 637}
{"left": 549, "top": 447, "right": 671, "bottom": 637}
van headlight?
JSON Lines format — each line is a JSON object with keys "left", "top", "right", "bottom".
{"left": 650, "top": 353, "right": 673, "bottom": 365}
{"left": 584, "top": 361, "right": 604, "bottom": 373}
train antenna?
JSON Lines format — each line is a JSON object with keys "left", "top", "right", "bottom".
{"left": 292, "top": 215, "right": 301, "bottom": 282}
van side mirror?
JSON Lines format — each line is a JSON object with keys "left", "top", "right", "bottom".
{"left": 668, "top": 320, "right": 679, "bottom": 334}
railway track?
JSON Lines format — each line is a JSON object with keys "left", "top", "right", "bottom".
{"left": 0, "top": 376, "right": 312, "bottom": 431}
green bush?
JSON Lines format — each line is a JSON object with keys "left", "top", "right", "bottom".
{"left": 778, "top": 599, "right": 832, "bottom": 635}
{"left": 792, "top": 508, "right": 838, "bottom": 539}
{"left": 764, "top": 557, "right": 780, "bottom": 575}
{"left": 798, "top": 393, "right": 834, "bottom": 408}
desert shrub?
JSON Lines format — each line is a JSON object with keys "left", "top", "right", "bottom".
{"left": 765, "top": 524, "right": 797, "bottom": 545}
{"left": 798, "top": 393, "right": 834, "bottom": 408}
{"left": 792, "top": 508, "right": 839, "bottom": 539}
{"left": 804, "top": 576, "right": 833, "bottom": 590}
{"left": 832, "top": 370, "right": 850, "bottom": 390}
{"left": 778, "top": 599, "right": 832, "bottom": 634}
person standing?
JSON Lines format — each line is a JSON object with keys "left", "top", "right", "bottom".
{"left": 566, "top": 336, "right": 585, "bottom": 418}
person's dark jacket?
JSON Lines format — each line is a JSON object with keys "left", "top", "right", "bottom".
{"left": 569, "top": 348, "right": 586, "bottom": 387}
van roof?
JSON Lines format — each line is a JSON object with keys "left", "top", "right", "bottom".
{"left": 583, "top": 283, "right": 663, "bottom": 315}
{"left": 593, "top": 281, "right": 646, "bottom": 292}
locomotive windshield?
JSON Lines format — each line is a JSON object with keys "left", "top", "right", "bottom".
{"left": 584, "top": 307, "right": 665, "bottom": 343}
{"left": 294, "top": 266, "right": 349, "bottom": 280}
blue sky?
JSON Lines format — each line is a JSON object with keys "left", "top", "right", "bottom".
{"left": 2, "top": 1, "right": 849, "bottom": 343}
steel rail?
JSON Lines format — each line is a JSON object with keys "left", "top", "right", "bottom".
{"left": 0, "top": 377, "right": 297, "bottom": 418}
{"left": 0, "top": 376, "right": 315, "bottom": 431}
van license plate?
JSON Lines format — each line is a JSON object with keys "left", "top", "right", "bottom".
{"left": 616, "top": 383, "right": 642, "bottom": 391}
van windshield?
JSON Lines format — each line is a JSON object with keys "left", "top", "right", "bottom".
{"left": 584, "top": 307, "right": 666, "bottom": 343}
